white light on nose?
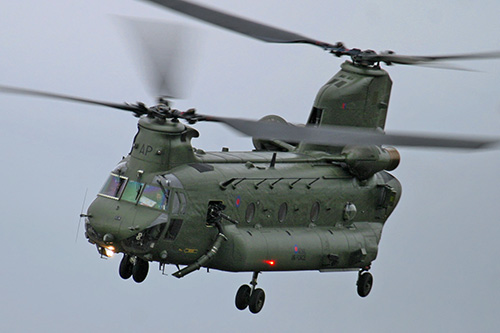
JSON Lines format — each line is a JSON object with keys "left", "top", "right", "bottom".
{"left": 104, "top": 246, "right": 115, "bottom": 258}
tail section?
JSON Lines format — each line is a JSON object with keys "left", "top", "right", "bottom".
{"left": 308, "top": 61, "right": 392, "bottom": 129}
{"left": 300, "top": 61, "right": 392, "bottom": 153}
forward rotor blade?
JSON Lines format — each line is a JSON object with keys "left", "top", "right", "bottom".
{"left": 143, "top": 0, "right": 336, "bottom": 50}
{"left": 117, "top": 17, "right": 197, "bottom": 99}
{"left": 0, "top": 85, "right": 146, "bottom": 115}
{"left": 377, "top": 50, "right": 500, "bottom": 66}
{"left": 207, "top": 116, "right": 498, "bottom": 149}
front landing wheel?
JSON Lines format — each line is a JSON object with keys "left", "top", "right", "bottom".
{"left": 119, "top": 254, "right": 133, "bottom": 280}
{"left": 357, "top": 272, "right": 373, "bottom": 297}
{"left": 132, "top": 258, "right": 149, "bottom": 283}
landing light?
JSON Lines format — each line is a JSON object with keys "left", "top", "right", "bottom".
{"left": 104, "top": 246, "right": 115, "bottom": 258}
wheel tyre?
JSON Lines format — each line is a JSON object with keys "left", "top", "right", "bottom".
{"left": 248, "top": 288, "right": 265, "bottom": 314}
{"left": 357, "top": 272, "right": 373, "bottom": 297}
{"left": 119, "top": 254, "right": 133, "bottom": 280}
{"left": 235, "top": 285, "right": 252, "bottom": 310}
{"left": 132, "top": 258, "right": 149, "bottom": 283}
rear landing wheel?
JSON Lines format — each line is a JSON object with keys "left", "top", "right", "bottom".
{"left": 235, "top": 272, "right": 266, "bottom": 313}
{"left": 235, "top": 284, "right": 252, "bottom": 310}
{"left": 248, "top": 288, "right": 265, "bottom": 314}
{"left": 357, "top": 272, "right": 373, "bottom": 297}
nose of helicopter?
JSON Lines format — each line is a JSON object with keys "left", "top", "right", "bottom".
{"left": 84, "top": 196, "right": 124, "bottom": 246}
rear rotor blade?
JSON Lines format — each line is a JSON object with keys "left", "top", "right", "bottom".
{"left": 143, "top": 0, "right": 338, "bottom": 50}
{"left": 144, "top": 0, "right": 500, "bottom": 68}
{"left": 206, "top": 116, "right": 498, "bottom": 150}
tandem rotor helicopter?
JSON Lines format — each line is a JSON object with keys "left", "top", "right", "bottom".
{"left": 2, "top": 0, "right": 500, "bottom": 314}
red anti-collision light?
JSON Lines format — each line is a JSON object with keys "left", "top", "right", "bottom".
{"left": 264, "top": 260, "right": 276, "bottom": 266}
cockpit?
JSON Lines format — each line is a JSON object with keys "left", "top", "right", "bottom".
{"left": 98, "top": 173, "right": 186, "bottom": 214}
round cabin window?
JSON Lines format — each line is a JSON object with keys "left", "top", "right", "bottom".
{"left": 245, "top": 202, "right": 256, "bottom": 223}
{"left": 310, "top": 201, "right": 320, "bottom": 222}
{"left": 343, "top": 202, "right": 357, "bottom": 222}
{"left": 278, "top": 203, "right": 288, "bottom": 222}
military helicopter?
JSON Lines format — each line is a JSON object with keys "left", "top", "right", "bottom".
{"left": 1, "top": 0, "right": 500, "bottom": 315}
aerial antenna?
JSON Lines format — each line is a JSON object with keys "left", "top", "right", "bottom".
{"left": 75, "top": 188, "right": 89, "bottom": 243}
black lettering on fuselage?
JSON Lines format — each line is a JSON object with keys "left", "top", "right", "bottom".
{"left": 139, "top": 144, "right": 154, "bottom": 156}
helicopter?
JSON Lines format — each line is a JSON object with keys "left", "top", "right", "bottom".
{"left": 2, "top": 0, "right": 500, "bottom": 316}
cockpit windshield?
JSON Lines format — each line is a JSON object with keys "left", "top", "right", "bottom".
{"left": 98, "top": 174, "right": 173, "bottom": 212}
{"left": 99, "top": 174, "right": 127, "bottom": 199}
{"left": 122, "top": 181, "right": 144, "bottom": 203}
{"left": 139, "top": 185, "right": 169, "bottom": 210}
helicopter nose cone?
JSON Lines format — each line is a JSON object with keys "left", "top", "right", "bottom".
{"left": 84, "top": 196, "right": 123, "bottom": 244}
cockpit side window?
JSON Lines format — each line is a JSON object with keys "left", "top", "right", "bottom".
{"left": 172, "top": 191, "right": 187, "bottom": 215}
{"left": 99, "top": 174, "right": 127, "bottom": 200}
{"left": 139, "top": 185, "right": 169, "bottom": 210}
{"left": 172, "top": 192, "right": 180, "bottom": 214}
{"left": 122, "top": 181, "right": 144, "bottom": 203}
{"left": 178, "top": 192, "right": 187, "bottom": 214}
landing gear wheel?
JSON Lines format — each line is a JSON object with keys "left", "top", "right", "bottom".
{"left": 248, "top": 288, "right": 265, "bottom": 314}
{"left": 132, "top": 258, "right": 149, "bottom": 283}
{"left": 119, "top": 254, "right": 133, "bottom": 280}
{"left": 357, "top": 272, "right": 373, "bottom": 297}
{"left": 235, "top": 284, "right": 252, "bottom": 310}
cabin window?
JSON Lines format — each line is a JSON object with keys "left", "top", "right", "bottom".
{"left": 343, "top": 202, "right": 357, "bottom": 222}
{"left": 99, "top": 174, "right": 127, "bottom": 200}
{"left": 310, "top": 201, "right": 320, "bottom": 222}
{"left": 278, "top": 203, "right": 288, "bottom": 222}
{"left": 245, "top": 203, "right": 256, "bottom": 223}
{"left": 121, "top": 181, "right": 144, "bottom": 203}
{"left": 139, "top": 185, "right": 169, "bottom": 210}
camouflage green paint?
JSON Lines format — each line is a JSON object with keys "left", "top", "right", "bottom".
{"left": 85, "top": 63, "right": 401, "bottom": 275}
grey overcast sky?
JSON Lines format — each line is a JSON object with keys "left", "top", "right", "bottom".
{"left": 1, "top": 1, "right": 500, "bottom": 332}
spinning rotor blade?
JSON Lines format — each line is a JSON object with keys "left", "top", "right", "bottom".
{"left": 143, "top": 0, "right": 500, "bottom": 67}
{"left": 117, "top": 17, "right": 197, "bottom": 99}
{"left": 1, "top": 84, "right": 496, "bottom": 150}
{"left": 0, "top": 85, "right": 147, "bottom": 115}
{"left": 374, "top": 50, "right": 500, "bottom": 66}
{"left": 143, "top": 0, "right": 339, "bottom": 50}
{"left": 205, "top": 116, "right": 498, "bottom": 150}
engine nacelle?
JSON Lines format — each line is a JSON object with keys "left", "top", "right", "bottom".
{"left": 342, "top": 145, "right": 400, "bottom": 180}
{"left": 252, "top": 115, "right": 297, "bottom": 151}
